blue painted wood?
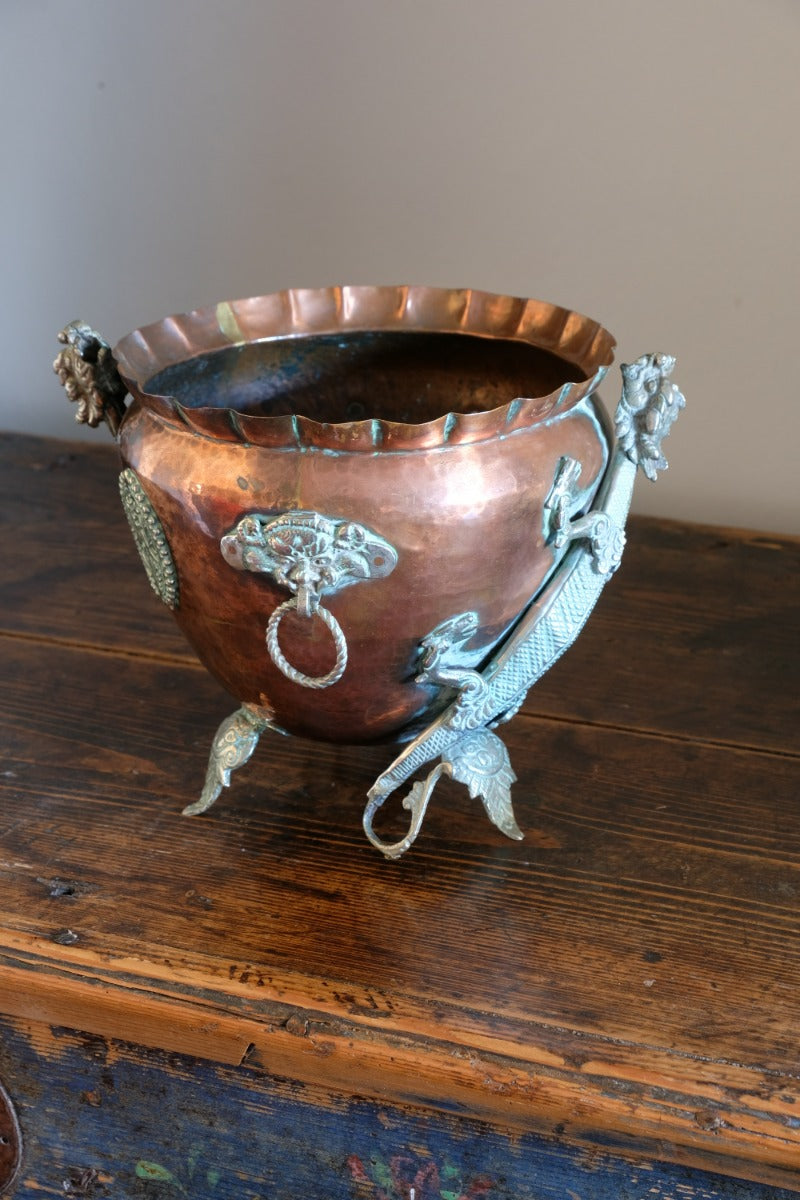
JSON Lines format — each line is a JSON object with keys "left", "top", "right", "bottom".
{"left": 0, "top": 1019, "right": 795, "bottom": 1200}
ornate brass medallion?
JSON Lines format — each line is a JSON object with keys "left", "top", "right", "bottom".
{"left": 118, "top": 469, "right": 180, "bottom": 609}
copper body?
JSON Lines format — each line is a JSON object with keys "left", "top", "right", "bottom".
{"left": 114, "top": 286, "right": 615, "bottom": 743}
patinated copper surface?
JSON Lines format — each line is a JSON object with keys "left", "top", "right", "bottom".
{"left": 110, "top": 286, "right": 614, "bottom": 743}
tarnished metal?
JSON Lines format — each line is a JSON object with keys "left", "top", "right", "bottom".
{"left": 266, "top": 598, "right": 349, "bottom": 689}
{"left": 416, "top": 612, "right": 487, "bottom": 703}
{"left": 363, "top": 357, "right": 684, "bottom": 857}
{"left": 221, "top": 510, "right": 398, "bottom": 688}
{"left": 53, "top": 289, "right": 683, "bottom": 856}
{"left": 546, "top": 456, "right": 625, "bottom": 575}
{"left": 221, "top": 512, "right": 398, "bottom": 610}
{"left": 54, "top": 321, "right": 128, "bottom": 435}
{"left": 183, "top": 705, "right": 284, "bottom": 817}
{"left": 118, "top": 470, "right": 180, "bottom": 609}
{"left": 544, "top": 455, "right": 585, "bottom": 543}
{"left": 616, "top": 353, "right": 685, "bottom": 480}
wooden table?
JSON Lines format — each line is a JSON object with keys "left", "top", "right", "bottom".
{"left": 0, "top": 431, "right": 798, "bottom": 1198}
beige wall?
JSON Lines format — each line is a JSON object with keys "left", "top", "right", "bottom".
{"left": 3, "top": 0, "right": 798, "bottom": 534}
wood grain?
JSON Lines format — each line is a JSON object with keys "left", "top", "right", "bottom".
{"left": 0, "top": 433, "right": 192, "bottom": 663}
{"left": 0, "top": 634, "right": 799, "bottom": 1185}
{"left": 0, "top": 432, "right": 798, "bottom": 1190}
{"left": 5, "top": 1017, "right": 795, "bottom": 1200}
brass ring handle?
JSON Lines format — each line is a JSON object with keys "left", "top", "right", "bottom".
{"left": 266, "top": 596, "right": 348, "bottom": 689}
{"left": 221, "top": 509, "right": 398, "bottom": 691}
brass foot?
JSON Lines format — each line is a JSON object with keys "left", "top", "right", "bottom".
{"left": 183, "top": 706, "right": 280, "bottom": 817}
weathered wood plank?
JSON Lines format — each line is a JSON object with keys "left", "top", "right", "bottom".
{"left": 531, "top": 518, "right": 800, "bottom": 757}
{"left": 0, "top": 635, "right": 799, "bottom": 1184}
{"left": 1, "top": 433, "right": 798, "bottom": 754}
{"left": 0, "top": 433, "right": 193, "bottom": 664}
{"left": 3, "top": 1017, "right": 796, "bottom": 1200}
{"left": 1, "top": 946, "right": 800, "bottom": 1189}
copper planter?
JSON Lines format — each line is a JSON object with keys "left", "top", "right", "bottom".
{"left": 55, "top": 286, "right": 684, "bottom": 856}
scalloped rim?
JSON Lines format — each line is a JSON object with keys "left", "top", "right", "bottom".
{"left": 114, "top": 285, "right": 616, "bottom": 452}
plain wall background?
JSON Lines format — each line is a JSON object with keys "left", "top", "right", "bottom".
{"left": 3, "top": 0, "right": 798, "bottom": 534}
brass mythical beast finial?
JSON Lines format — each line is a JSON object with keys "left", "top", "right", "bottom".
{"left": 616, "top": 352, "right": 686, "bottom": 481}
{"left": 54, "top": 321, "right": 128, "bottom": 436}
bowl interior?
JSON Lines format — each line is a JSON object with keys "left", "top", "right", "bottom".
{"left": 145, "top": 330, "right": 586, "bottom": 425}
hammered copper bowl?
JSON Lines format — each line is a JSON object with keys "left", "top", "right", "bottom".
{"left": 107, "top": 285, "right": 615, "bottom": 745}
{"left": 54, "top": 285, "right": 684, "bottom": 855}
